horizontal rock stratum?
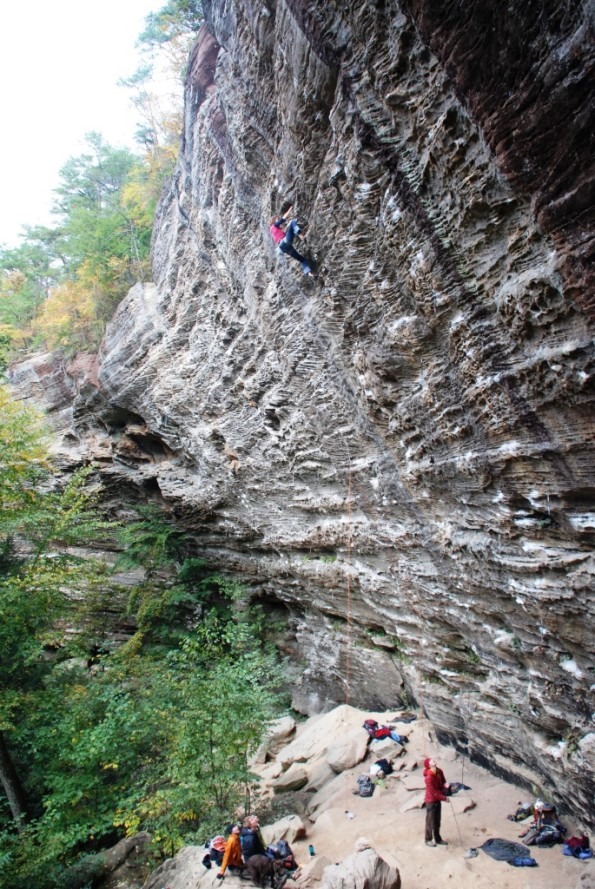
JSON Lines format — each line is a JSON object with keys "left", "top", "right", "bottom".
{"left": 10, "top": 0, "right": 594, "bottom": 825}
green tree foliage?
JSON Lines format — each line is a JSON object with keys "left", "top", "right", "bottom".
{"left": 138, "top": 0, "right": 204, "bottom": 47}
{"left": 32, "top": 133, "right": 153, "bottom": 349}
{"left": 0, "top": 389, "right": 286, "bottom": 889}
{"left": 117, "top": 504, "right": 186, "bottom": 575}
{"left": 54, "top": 142, "right": 143, "bottom": 274}
{"left": 120, "top": 0, "right": 205, "bottom": 198}
{"left": 0, "top": 234, "right": 60, "bottom": 362}
{"left": 1, "top": 1, "right": 205, "bottom": 360}
{"left": 0, "top": 238, "right": 56, "bottom": 326}
{"left": 0, "top": 386, "right": 114, "bottom": 838}
{"left": 0, "top": 385, "right": 48, "bottom": 533}
{"left": 135, "top": 0, "right": 203, "bottom": 86}
{"left": 0, "top": 134, "right": 153, "bottom": 357}
{"left": 157, "top": 614, "right": 283, "bottom": 835}
{"left": 54, "top": 132, "right": 152, "bottom": 279}
{"left": 1, "top": 601, "right": 284, "bottom": 888}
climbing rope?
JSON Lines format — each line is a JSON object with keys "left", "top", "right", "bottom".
{"left": 343, "top": 463, "right": 354, "bottom": 819}
{"left": 448, "top": 798, "right": 465, "bottom": 848}
{"left": 345, "top": 463, "right": 353, "bottom": 709}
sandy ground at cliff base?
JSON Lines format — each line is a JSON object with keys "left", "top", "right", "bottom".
{"left": 252, "top": 709, "right": 593, "bottom": 889}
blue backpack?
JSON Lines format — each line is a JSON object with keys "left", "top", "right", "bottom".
{"left": 507, "top": 856, "right": 538, "bottom": 867}
{"left": 266, "top": 839, "right": 292, "bottom": 860}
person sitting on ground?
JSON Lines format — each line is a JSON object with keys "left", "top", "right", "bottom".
{"left": 519, "top": 800, "right": 565, "bottom": 846}
{"left": 240, "top": 814, "right": 267, "bottom": 860}
{"left": 423, "top": 757, "right": 450, "bottom": 847}
{"left": 269, "top": 206, "right": 316, "bottom": 277}
{"left": 363, "top": 718, "right": 408, "bottom": 746}
{"left": 217, "top": 824, "right": 244, "bottom": 879}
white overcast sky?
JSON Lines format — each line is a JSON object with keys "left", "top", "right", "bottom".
{"left": 0, "top": 0, "right": 162, "bottom": 247}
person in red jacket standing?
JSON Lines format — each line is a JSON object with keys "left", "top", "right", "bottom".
{"left": 423, "top": 757, "right": 450, "bottom": 846}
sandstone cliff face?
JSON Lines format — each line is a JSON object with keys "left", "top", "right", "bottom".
{"left": 11, "top": 0, "right": 594, "bottom": 822}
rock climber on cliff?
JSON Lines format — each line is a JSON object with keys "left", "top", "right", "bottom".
{"left": 269, "top": 205, "right": 317, "bottom": 277}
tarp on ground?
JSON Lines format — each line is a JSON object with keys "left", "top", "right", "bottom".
{"left": 480, "top": 838, "right": 528, "bottom": 861}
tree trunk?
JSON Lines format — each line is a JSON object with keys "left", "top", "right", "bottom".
{"left": 0, "top": 730, "right": 29, "bottom": 826}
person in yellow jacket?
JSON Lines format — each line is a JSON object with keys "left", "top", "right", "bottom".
{"left": 217, "top": 824, "right": 244, "bottom": 879}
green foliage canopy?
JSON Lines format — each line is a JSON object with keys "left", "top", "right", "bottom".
{"left": 138, "top": 0, "right": 204, "bottom": 47}
{"left": 0, "top": 388, "right": 287, "bottom": 889}
{"left": 0, "top": 0, "right": 206, "bottom": 360}
{"left": 0, "top": 133, "right": 153, "bottom": 356}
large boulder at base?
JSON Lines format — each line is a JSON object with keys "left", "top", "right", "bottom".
{"left": 306, "top": 773, "right": 347, "bottom": 818}
{"left": 140, "top": 846, "right": 206, "bottom": 889}
{"left": 367, "top": 738, "right": 405, "bottom": 760}
{"left": 253, "top": 715, "right": 297, "bottom": 764}
{"left": 401, "top": 774, "right": 425, "bottom": 792}
{"left": 399, "top": 790, "right": 426, "bottom": 813}
{"left": 294, "top": 855, "right": 334, "bottom": 888}
{"left": 259, "top": 760, "right": 284, "bottom": 781}
{"left": 279, "top": 706, "right": 365, "bottom": 768}
{"left": 272, "top": 762, "right": 309, "bottom": 793}
{"left": 322, "top": 838, "right": 401, "bottom": 889}
{"left": 306, "top": 755, "right": 336, "bottom": 792}
{"left": 262, "top": 814, "right": 307, "bottom": 845}
{"left": 68, "top": 832, "right": 151, "bottom": 889}
{"left": 327, "top": 728, "right": 369, "bottom": 773}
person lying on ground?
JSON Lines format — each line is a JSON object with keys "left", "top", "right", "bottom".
{"left": 363, "top": 718, "right": 408, "bottom": 745}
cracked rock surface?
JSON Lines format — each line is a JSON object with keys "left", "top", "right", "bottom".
{"left": 9, "top": 0, "right": 594, "bottom": 824}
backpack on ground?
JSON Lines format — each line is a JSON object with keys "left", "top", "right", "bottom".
{"left": 533, "top": 825, "right": 564, "bottom": 846}
{"left": 522, "top": 801, "right": 566, "bottom": 847}
{"left": 355, "top": 774, "right": 375, "bottom": 797}
{"left": 563, "top": 836, "right": 592, "bottom": 859}
{"left": 203, "top": 834, "right": 226, "bottom": 868}
{"left": 524, "top": 823, "right": 565, "bottom": 847}
{"left": 564, "top": 835, "right": 590, "bottom": 851}
{"left": 275, "top": 840, "right": 292, "bottom": 859}
{"left": 507, "top": 856, "right": 538, "bottom": 867}
{"left": 266, "top": 839, "right": 292, "bottom": 860}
